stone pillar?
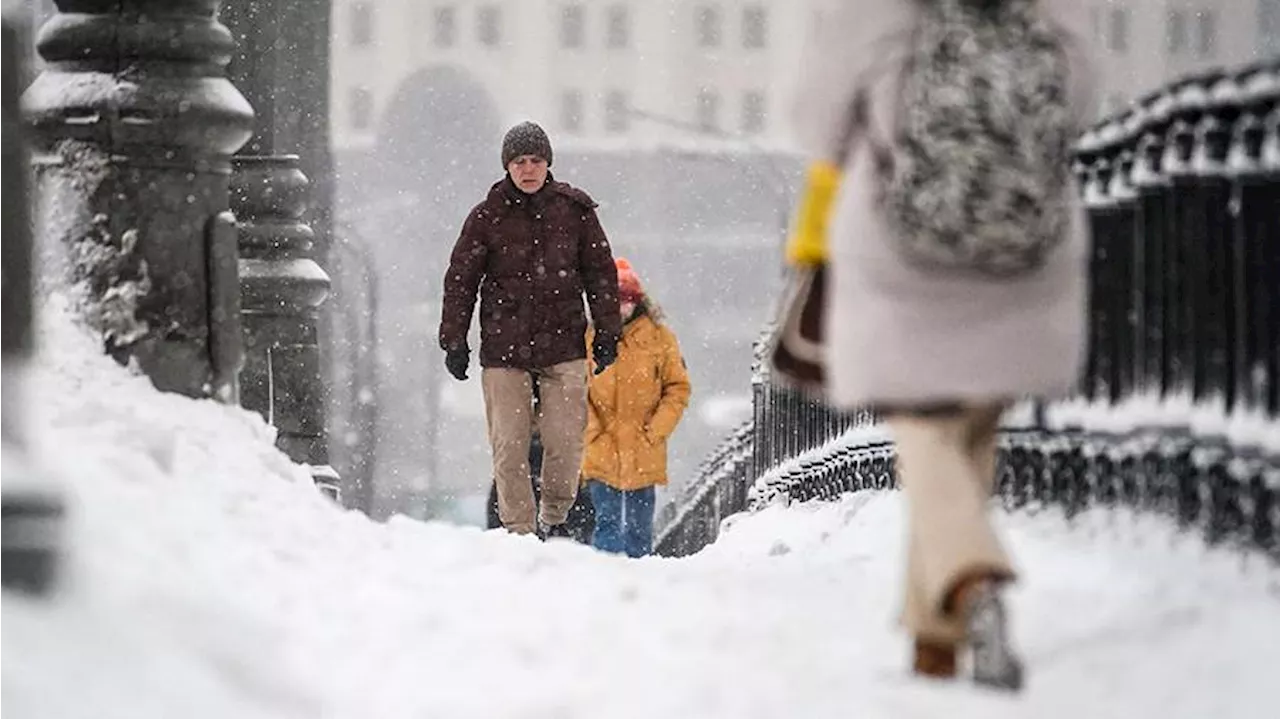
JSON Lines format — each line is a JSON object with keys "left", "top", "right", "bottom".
{"left": 21, "top": 0, "right": 253, "bottom": 399}
{"left": 3, "top": 16, "right": 33, "bottom": 370}
{"left": 221, "top": 0, "right": 340, "bottom": 501}
{"left": 3, "top": 15, "right": 63, "bottom": 595}
{"left": 230, "top": 156, "right": 339, "bottom": 500}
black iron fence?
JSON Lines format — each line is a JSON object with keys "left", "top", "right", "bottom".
{"left": 656, "top": 62, "right": 1280, "bottom": 561}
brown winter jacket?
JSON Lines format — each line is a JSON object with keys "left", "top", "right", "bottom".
{"left": 582, "top": 311, "right": 692, "bottom": 491}
{"left": 439, "top": 175, "right": 622, "bottom": 369}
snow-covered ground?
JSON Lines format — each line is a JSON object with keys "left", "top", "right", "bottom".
{"left": 4, "top": 303, "right": 1279, "bottom": 719}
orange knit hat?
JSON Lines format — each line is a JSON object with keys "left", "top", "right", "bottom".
{"left": 615, "top": 258, "right": 644, "bottom": 303}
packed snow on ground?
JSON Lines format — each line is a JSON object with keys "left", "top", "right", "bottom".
{"left": 4, "top": 301, "right": 1279, "bottom": 719}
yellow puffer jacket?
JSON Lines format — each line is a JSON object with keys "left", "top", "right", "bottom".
{"left": 583, "top": 312, "right": 692, "bottom": 491}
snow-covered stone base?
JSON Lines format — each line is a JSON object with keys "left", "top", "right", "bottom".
{"left": 5, "top": 301, "right": 1278, "bottom": 719}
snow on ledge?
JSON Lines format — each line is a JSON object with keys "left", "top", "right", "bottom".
{"left": 1046, "top": 393, "right": 1280, "bottom": 454}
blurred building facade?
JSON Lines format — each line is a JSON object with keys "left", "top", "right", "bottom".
{"left": 1084, "top": 0, "right": 1278, "bottom": 115}
{"left": 330, "top": 0, "right": 1280, "bottom": 154}
{"left": 331, "top": 0, "right": 809, "bottom": 153}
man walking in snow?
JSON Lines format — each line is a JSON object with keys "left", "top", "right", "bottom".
{"left": 439, "top": 121, "right": 620, "bottom": 539}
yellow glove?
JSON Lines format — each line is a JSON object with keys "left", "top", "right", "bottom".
{"left": 784, "top": 160, "right": 843, "bottom": 267}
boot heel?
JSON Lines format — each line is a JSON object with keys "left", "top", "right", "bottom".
{"left": 912, "top": 639, "right": 957, "bottom": 679}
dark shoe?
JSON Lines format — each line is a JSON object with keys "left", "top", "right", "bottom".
{"left": 913, "top": 639, "right": 957, "bottom": 679}
{"left": 959, "top": 581, "right": 1024, "bottom": 692}
{"left": 536, "top": 520, "right": 574, "bottom": 541}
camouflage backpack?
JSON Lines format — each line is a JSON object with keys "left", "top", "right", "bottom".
{"left": 879, "top": 0, "right": 1075, "bottom": 277}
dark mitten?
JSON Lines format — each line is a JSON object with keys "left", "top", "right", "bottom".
{"left": 445, "top": 347, "right": 470, "bottom": 381}
{"left": 591, "top": 336, "right": 617, "bottom": 375}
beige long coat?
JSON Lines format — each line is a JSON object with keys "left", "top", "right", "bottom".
{"left": 792, "top": 0, "right": 1099, "bottom": 408}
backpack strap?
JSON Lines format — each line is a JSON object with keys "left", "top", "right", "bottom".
{"left": 835, "top": 28, "right": 913, "bottom": 174}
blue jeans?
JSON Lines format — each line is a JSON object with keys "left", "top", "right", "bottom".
{"left": 588, "top": 481, "right": 656, "bottom": 558}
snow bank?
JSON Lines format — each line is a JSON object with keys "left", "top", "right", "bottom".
{"left": 4, "top": 301, "right": 1278, "bottom": 719}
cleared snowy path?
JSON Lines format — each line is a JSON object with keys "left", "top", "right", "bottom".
{"left": 4, "top": 307, "right": 1278, "bottom": 719}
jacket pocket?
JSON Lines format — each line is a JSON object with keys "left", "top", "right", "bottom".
{"left": 583, "top": 430, "right": 619, "bottom": 479}
{"left": 634, "top": 434, "right": 666, "bottom": 482}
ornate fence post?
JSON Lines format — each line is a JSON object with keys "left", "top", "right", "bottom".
{"left": 1086, "top": 114, "right": 1138, "bottom": 406}
{"left": 222, "top": 0, "right": 340, "bottom": 501}
{"left": 1112, "top": 110, "right": 1143, "bottom": 402}
{"left": 1191, "top": 73, "right": 1238, "bottom": 410}
{"left": 230, "top": 157, "right": 339, "bottom": 499}
{"left": 21, "top": 0, "right": 253, "bottom": 399}
{"left": 1161, "top": 75, "right": 1215, "bottom": 402}
{"left": 1132, "top": 87, "right": 1176, "bottom": 398}
{"left": 750, "top": 329, "right": 772, "bottom": 484}
{"left": 1232, "top": 63, "right": 1280, "bottom": 419}
{"left": 2, "top": 15, "right": 63, "bottom": 595}
{"left": 1077, "top": 123, "right": 1111, "bottom": 402}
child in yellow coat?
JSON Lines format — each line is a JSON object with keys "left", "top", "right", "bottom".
{"left": 582, "top": 259, "right": 692, "bottom": 557}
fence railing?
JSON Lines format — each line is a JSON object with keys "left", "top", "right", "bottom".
{"left": 655, "top": 61, "right": 1280, "bottom": 561}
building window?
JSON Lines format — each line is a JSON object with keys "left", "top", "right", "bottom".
{"left": 696, "top": 5, "right": 722, "bottom": 48}
{"left": 742, "top": 91, "right": 765, "bottom": 134}
{"left": 478, "top": 5, "right": 501, "bottom": 47}
{"left": 1089, "top": 6, "right": 1102, "bottom": 43}
{"left": 604, "top": 91, "right": 630, "bottom": 133}
{"left": 1167, "top": 9, "right": 1187, "bottom": 55}
{"left": 1108, "top": 7, "right": 1129, "bottom": 53}
{"left": 606, "top": 4, "right": 630, "bottom": 49}
{"left": 743, "top": 5, "right": 766, "bottom": 49}
{"left": 351, "top": 2, "right": 374, "bottom": 47}
{"left": 696, "top": 88, "right": 720, "bottom": 132}
{"left": 350, "top": 87, "right": 373, "bottom": 131}
{"left": 434, "top": 6, "right": 456, "bottom": 48}
{"left": 1196, "top": 9, "right": 1217, "bottom": 58}
{"left": 561, "top": 4, "right": 585, "bottom": 48}
{"left": 561, "top": 90, "right": 584, "bottom": 133}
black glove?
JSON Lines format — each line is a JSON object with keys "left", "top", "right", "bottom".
{"left": 591, "top": 336, "right": 617, "bottom": 376}
{"left": 444, "top": 347, "right": 470, "bottom": 381}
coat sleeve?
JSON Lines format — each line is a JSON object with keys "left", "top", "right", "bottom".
{"left": 579, "top": 208, "right": 622, "bottom": 343}
{"left": 438, "top": 208, "right": 488, "bottom": 351}
{"left": 584, "top": 328, "right": 607, "bottom": 443}
{"left": 645, "top": 328, "right": 692, "bottom": 443}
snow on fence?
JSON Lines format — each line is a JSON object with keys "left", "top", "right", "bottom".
{"left": 656, "top": 62, "right": 1280, "bottom": 561}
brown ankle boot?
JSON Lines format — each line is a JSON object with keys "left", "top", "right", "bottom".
{"left": 913, "top": 639, "right": 957, "bottom": 678}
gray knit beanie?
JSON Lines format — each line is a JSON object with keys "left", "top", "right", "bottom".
{"left": 501, "top": 121, "right": 553, "bottom": 168}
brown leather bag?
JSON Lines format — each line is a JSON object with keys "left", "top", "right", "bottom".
{"left": 767, "top": 264, "right": 827, "bottom": 394}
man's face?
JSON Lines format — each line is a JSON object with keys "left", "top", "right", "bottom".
{"left": 507, "top": 155, "right": 549, "bottom": 194}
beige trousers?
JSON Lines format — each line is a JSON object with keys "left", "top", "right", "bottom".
{"left": 890, "top": 404, "right": 1015, "bottom": 644}
{"left": 481, "top": 360, "right": 587, "bottom": 534}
